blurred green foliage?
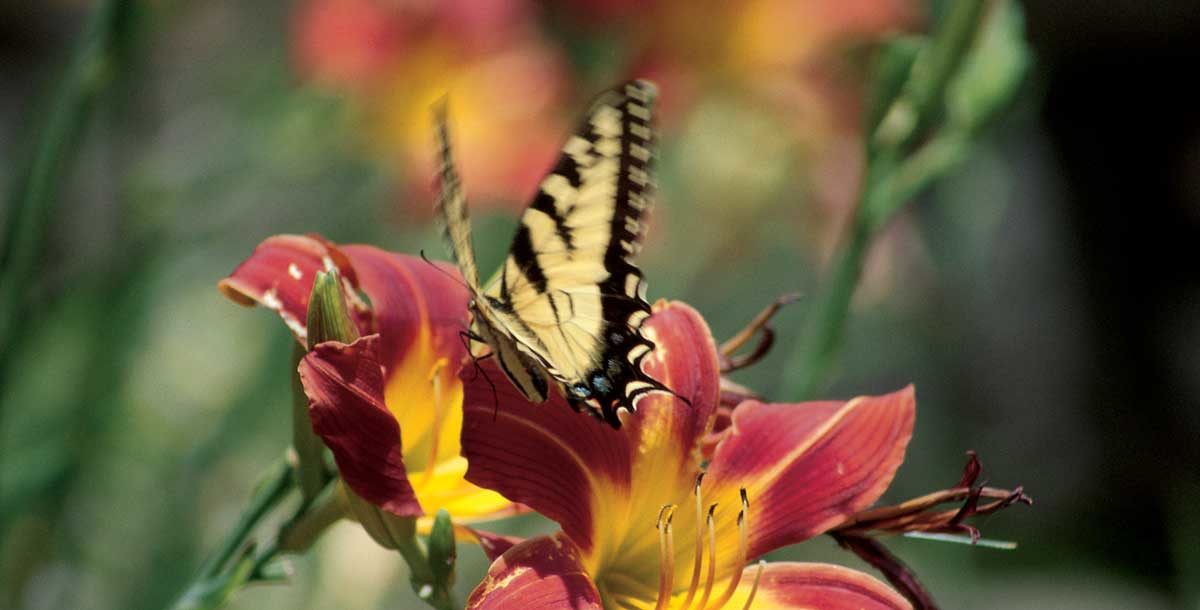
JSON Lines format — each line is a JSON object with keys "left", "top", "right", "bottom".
{"left": 0, "top": 1, "right": 1192, "bottom": 610}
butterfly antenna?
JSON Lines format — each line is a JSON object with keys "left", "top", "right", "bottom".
{"left": 419, "top": 249, "right": 473, "bottom": 292}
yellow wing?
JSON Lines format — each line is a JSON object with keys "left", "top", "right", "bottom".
{"left": 433, "top": 100, "right": 481, "bottom": 291}
{"left": 434, "top": 101, "right": 549, "bottom": 404}
{"left": 484, "top": 80, "right": 670, "bottom": 427}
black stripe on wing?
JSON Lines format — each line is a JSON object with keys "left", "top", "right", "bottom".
{"left": 569, "top": 80, "right": 677, "bottom": 428}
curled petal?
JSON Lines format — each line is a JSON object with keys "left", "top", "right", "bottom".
{"left": 460, "top": 302, "right": 718, "bottom": 558}
{"left": 456, "top": 525, "right": 525, "bottom": 562}
{"left": 732, "top": 562, "right": 912, "bottom": 610}
{"left": 299, "top": 335, "right": 422, "bottom": 517}
{"left": 705, "top": 386, "right": 916, "bottom": 559}
{"left": 219, "top": 234, "right": 360, "bottom": 342}
{"left": 411, "top": 456, "right": 525, "bottom": 525}
{"left": 623, "top": 300, "right": 722, "bottom": 471}
{"left": 466, "top": 534, "right": 602, "bottom": 610}
{"left": 340, "top": 245, "right": 471, "bottom": 469}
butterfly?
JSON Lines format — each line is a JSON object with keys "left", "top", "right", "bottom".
{"left": 434, "top": 79, "right": 679, "bottom": 429}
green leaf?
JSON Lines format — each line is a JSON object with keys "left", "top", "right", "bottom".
{"left": 866, "top": 35, "right": 926, "bottom": 139}
{"left": 946, "top": 0, "right": 1032, "bottom": 132}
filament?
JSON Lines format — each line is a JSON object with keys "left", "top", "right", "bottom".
{"left": 655, "top": 505, "right": 677, "bottom": 610}
{"left": 708, "top": 488, "right": 750, "bottom": 609}
{"left": 693, "top": 503, "right": 718, "bottom": 610}
{"left": 679, "top": 473, "right": 706, "bottom": 610}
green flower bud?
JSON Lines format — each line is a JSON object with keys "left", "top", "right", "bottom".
{"left": 427, "top": 509, "right": 457, "bottom": 589}
{"left": 306, "top": 269, "right": 360, "bottom": 349}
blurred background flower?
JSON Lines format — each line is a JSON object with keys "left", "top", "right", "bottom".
{"left": 2, "top": 1, "right": 1199, "bottom": 610}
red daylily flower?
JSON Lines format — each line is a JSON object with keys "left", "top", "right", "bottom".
{"left": 219, "top": 234, "right": 515, "bottom": 526}
{"left": 460, "top": 301, "right": 915, "bottom": 609}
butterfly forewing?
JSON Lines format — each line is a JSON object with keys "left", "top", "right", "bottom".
{"left": 483, "top": 79, "right": 670, "bottom": 427}
{"left": 433, "top": 102, "right": 482, "bottom": 290}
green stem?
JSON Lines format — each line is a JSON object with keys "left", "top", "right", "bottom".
{"left": 278, "top": 482, "right": 345, "bottom": 553}
{"left": 167, "top": 459, "right": 306, "bottom": 610}
{"left": 0, "top": 0, "right": 135, "bottom": 359}
{"left": 786, "top": 1, "right": 994, "bottom": 398}
{"left": 789, "top": 215, "right": 872, "bottom": 398}
{"left": 198, "top": 460, "right": 294, "bottom": 581}
{"left": 874, "top": 0, "right": 987, "bottom": 153}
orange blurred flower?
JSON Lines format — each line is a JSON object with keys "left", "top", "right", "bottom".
{"left": 292, "top": 0, "right": 570, "bottom": 213}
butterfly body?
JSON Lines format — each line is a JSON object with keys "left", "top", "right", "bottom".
{"left": 436, "top": 80, "right": 672, "bottom": 428}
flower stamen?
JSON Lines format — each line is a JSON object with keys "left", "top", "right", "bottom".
{"left": 708, "top": 488, "right": 750, "bottom": 609}
{"left": 693, "top": 503, "right": 718, "bottom": 610}
{"left": 655, "top": 504, "right": 678, "bottom": 610}
{"left": 679, "top": 473, "right": 706, "bottom": 610}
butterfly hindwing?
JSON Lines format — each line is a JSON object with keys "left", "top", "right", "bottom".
{"left": 436, "top": 80, "right": 675, "bottom": 428}
{"left": 484, "top": 80, "right": 672, "bottom": 427}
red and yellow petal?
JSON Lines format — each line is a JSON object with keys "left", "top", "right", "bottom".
{"left": 713, "top": 562, "right": 911, "bottom": 610}
{"left": 461, "top": 358, "right": 630, "bottom": 554}
{"left": 460, "top": 301, "right": 719, "bottom": 570}
{"left": 218, "top": 234, "right": 362, "bottom": 342}
{"left": 466, "top": 534, "right": 602, "bottom": 610}
{"left": 340, "top": 245, "right": 471, "bottom": 471}
{"left": 410, "top": 456, "right": 522, "bottom": 526}
{"left": 298, "top": 335, "right": 422, "bottom": 517}
{"left": 704, "top": 386, "right": 917, "bottom": 562}
{"left": 456, "top": 525, "right": 525, "bottom": 563}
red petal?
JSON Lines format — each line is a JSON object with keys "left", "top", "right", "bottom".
{"left": 752, "top": 562, "right": 912, "bottom": 610}
{"left": 466, "top": 534, "right": 602, "bottom": 610}
{"left": 298, "top": 335, "right": 422, "bottom": 517}
{"left": 340, "top": 245, "right": 471, "bottom": 384}
{"left": 458, "top": 526, "right": 525, "bottom": 562}
{"left": 218, "top": 234, "right": 359, "bottom": 342}
{"left": 460, "top": 301, "right": 719, "bottom": 555}
{"left": 705, "top": 386, "right": 916, "bottom": 558}
{"left": 622, "top": 300, "right": 721, "bottom": 465}
{"left": 461, "top": 358, "right": 628, "bottom": 554}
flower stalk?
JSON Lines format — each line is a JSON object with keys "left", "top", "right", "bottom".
{"left": 787, "top": 0, "right": 1031, "bottom": 398}
{"left": 172, "top": 268, "right": 464, "bottom": 610}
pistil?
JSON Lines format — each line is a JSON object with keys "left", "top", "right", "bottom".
{"left": 421, "top": 358, "right": 449, "bottom": 486}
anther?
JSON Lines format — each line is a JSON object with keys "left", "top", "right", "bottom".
{"left": 655, "top": 505, "right": 677, "bottom": 610}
